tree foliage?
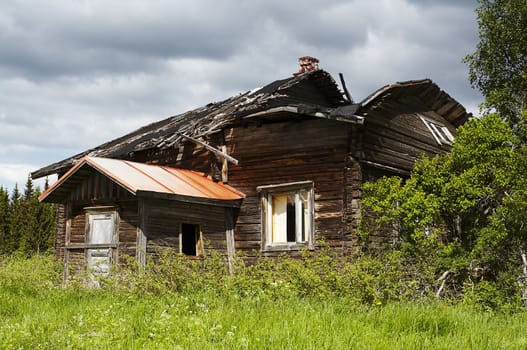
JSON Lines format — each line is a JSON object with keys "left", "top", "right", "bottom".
{"left": 0, "top": 178, "right": 56, "bottom": 255}
{"left": 359, "top": 0, "right": 527, "bottom": 307}
{"left": 360, "top": 115, "right": 527, "bottom": 305}
{"left": 464, "top": 0, "right": 527, "bottom": 124}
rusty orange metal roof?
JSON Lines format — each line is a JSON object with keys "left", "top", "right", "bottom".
{"left": 39, "top": 156, "right": 245, "bottom": 204}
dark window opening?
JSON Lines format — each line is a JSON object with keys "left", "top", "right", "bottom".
{"left": 286, "top": 203, "right": 296, "bottom": 242}
{"left": 181, "top": 223, "right": 198, "bottom": 256}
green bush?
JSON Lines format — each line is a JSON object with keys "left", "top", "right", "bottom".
{"left": 0, "top": 253, "right": 62, "bottom": 294}
{"left": 104, "top": 245, "right": 471, "bottom": 306}
{"left": 2, "top": 254, "right": 527, "bottom": 349}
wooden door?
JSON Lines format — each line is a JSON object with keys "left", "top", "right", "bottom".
{"left": 86, "top": 213, "right": 115, "bottom": 274}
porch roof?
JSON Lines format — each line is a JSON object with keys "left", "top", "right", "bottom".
{"left": 39, "top": 156, "right": 245, "bottom": 206}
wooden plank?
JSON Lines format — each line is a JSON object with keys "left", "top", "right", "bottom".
{"left": 234, "top": 241, "right": 261, "bottom": 249}
{"left": 221, "top": 145, "right": 229, "bottom": 183}
{"left": 63, "top": 202, "right": 72, "bottom": 281}
{"left": 225, "top": 207, "right": 235, "bottom": 274}
{"left": 66, "top": 243, "right": 119, "bottom": 249}
{"left": 137, "top": 190, "right": 242, "bottom": 208}
{"left": 136, "top": 198, "right": 147, "bottom": 267}
{"left": 179, "top": 133, "right": 239, "bottom": 165}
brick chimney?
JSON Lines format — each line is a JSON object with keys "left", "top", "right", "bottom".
{"left": 293, "top": 56, "right": 320, "bottom": 76}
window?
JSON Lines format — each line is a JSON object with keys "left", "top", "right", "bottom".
{"left": 258, "top": 181, "right": 314, "bottom": 251}
{"left": 180, "top": 223, "right": 203, "bottom": 256}
{"left": 420, "top": 116, "right": 455, "bottom": 145}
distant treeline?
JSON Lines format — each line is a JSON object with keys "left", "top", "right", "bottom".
{"left": 0, "top": 177, "right": 56, "bottom": 255}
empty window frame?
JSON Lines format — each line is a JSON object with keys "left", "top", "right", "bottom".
{"left": 180, "top": 223, "right": 203, "bottom": 257}
{"left": 258, "top": 181, "right": 314, "bottom": 251}
{"left": 420, "top": 116, "right": 455, "bottom": 145}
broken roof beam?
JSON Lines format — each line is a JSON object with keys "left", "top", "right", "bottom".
{"left": 178, "top": 133, "right": 239, "bottom": 166}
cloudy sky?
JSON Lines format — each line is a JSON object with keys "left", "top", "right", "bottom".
{"left": 0, "top": 0, "right": 482, "bottom": 192}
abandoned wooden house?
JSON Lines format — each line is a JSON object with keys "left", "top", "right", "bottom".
{"left": 33, "top": 57, "right": 470, "bottom": 275}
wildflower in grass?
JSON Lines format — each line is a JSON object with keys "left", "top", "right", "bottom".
{"left": 210, "top": 324, "right": 222, "bottom": 332}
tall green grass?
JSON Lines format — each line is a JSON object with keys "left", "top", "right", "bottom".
{"left": 1, "top": 253, "right": 526, "bottom": 349}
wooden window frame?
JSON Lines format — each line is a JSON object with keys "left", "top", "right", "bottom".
{"left": 257, "top": 181, "right": 314, "bottom": 252}
{"left": 420, "top": 116, "right": 455, "bottom": 145}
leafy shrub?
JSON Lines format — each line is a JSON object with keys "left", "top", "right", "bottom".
{"left": 0, "top": 253, "right": 62, "bottom": 295}
{"left": 104, "top": 245, "right": 461, "bottom": 305}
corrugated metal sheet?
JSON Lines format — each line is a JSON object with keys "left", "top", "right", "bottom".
{"left": 39, "top": 156, "right": 245, "bottom": 203}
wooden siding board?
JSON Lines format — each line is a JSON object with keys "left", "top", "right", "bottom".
{"left": 68, "top": 171, "right": 135, "bottom": 202}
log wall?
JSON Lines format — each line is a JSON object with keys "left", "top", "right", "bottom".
{"left": 54, "top": 204, "right": 66, "bottom": 259}
{"left": 360, "top": 98, "right": 456, "bottom": 173}
{"left": 142, "top": 198, "right": 227, "bottom": 257}
{"left": 225, "top": 118, "right": 353, "bottom": 257}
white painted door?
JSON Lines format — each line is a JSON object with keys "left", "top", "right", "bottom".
{"left": 87, "top": 213, "right": 115, "bottom": 275}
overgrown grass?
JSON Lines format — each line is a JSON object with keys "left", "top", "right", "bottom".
{"left": 1, "top": 253, "right": 526, "bottom": 349}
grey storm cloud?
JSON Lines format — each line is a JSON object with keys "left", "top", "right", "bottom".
{"left": 0, "top": 0, "right": 482, "bottom": 190}
{"left": 0, "top": 2, "right": 244, "bottom": 78}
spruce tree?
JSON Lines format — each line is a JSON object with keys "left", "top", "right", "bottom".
{"left": 0, "top": 187, "right": 10, "bottom": 253}
{"left": 16, "top": 177, "right": 56, "bottom": 254}
{"left": 17, "top": 177, "right": 36, "bottom": 254}
{"left": 6, "top": 184, "right": 22, "bottom": 252}
{"left": 40, "top": 177, "right": 56, "bottom": 252}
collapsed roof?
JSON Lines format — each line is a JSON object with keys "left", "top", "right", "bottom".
{"left": 32, "top": 69, "right": 470, "bottom": 179}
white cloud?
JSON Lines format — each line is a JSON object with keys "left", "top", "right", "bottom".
{"left": 0, "top": 163, "right": 32, "bottom": 184}
{"left": 0, "top": 163, "right": 55, "bottom": 192}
